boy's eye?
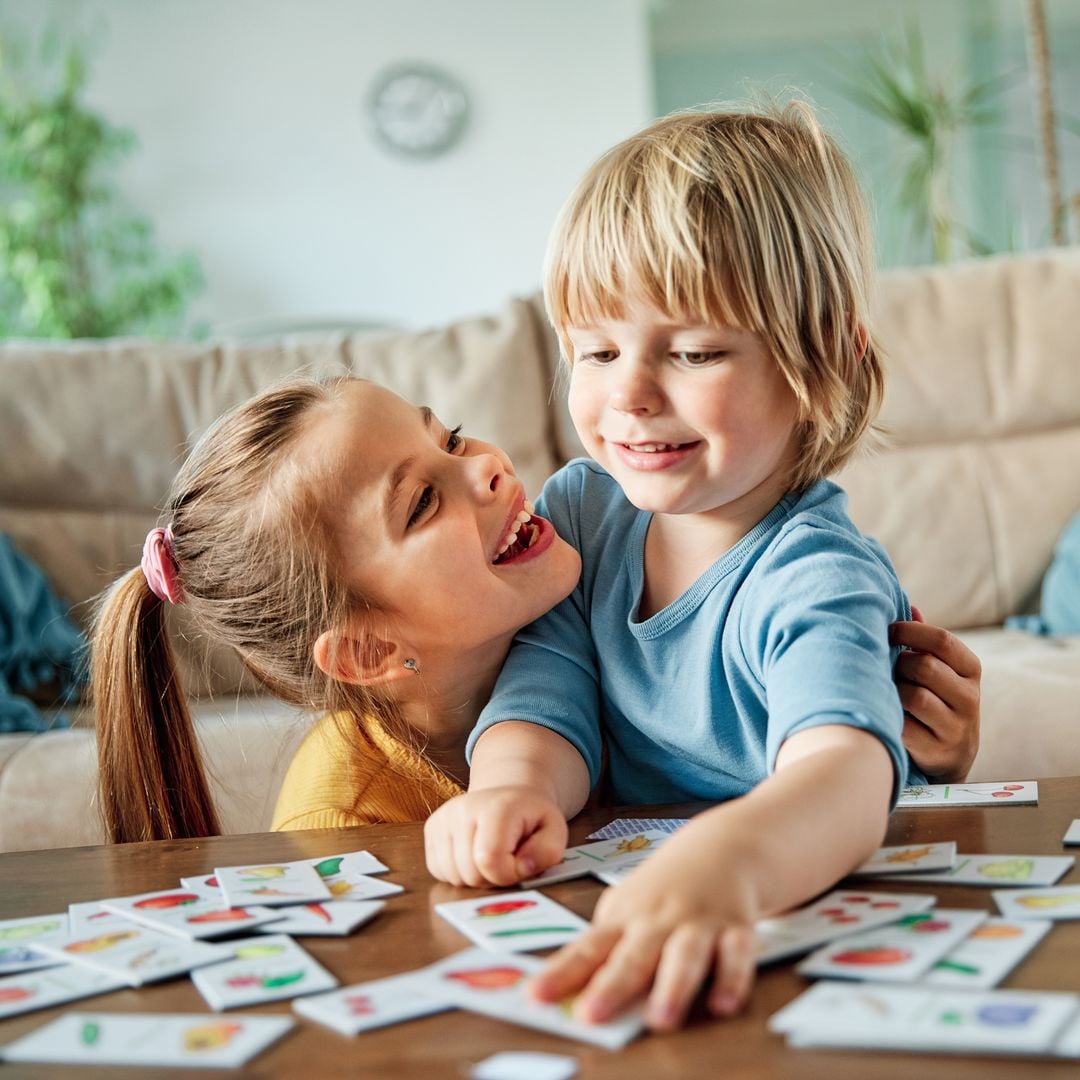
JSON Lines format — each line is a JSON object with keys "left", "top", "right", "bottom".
{"left": 578, "top": 349, "right": 619, "bottom": 365}
{"left": 407, "top": 487, "right": 435, "bottom": 529}
{"left": 673, "top": 350, "right": 726, "bottom": 366}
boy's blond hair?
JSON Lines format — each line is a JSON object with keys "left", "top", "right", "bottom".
{"left": 544, "top": 103, "right": 883, "bottom": 490}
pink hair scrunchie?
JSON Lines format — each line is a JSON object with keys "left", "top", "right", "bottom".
{"left": 141, "top": 526, "right": 185, "bottom": 605}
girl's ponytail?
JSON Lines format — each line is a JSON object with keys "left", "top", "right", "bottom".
{"left": 91, "top": 567, "right": 220, "bottom": 842}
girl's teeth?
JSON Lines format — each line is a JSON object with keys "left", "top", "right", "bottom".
{"left": 524, "top": 499, "right": 535, "bottom": 515}
{"left": 516, "top": 510, "right": 530, "bottom": 523}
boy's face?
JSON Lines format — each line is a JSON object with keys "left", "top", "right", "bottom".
{"left": 565, "top": 297, "right": 801, "bottom": 522}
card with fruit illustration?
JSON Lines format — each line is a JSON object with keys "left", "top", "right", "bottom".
{"left": 0, "top": 965, "right": 126, "bottom": 1021}
{"left": 923, "top": 917, "right": 1053, "bottom": 989}
{"left": 896, "top": 781, "right": 1038, "bottom": 807}
{"left": 755, "top": 890, "right": 936, "bottom": 965}
{"left": 771, "top": 982, "right": 1078, "bottom": 1056}
{"left": 253, "top": 899, "right": 385, "bottom": 938}
{"left": 0, "top": 912, "right": 69, "bottom": 975}
{"left": 0, "top": 1011, "right": 294, "bottom": 1068}
{"left": 100, "top": 888, "right": 284, "bottom": 940}
{"left": 213, "top": 860, "right": 331, "bottom": 908}
{"left": 191, "top": 934, "right": 337, "bottom": 1010}
{"left": 993, "top": 885, "right": 1080, "bottom": 922}
{"left": 425, "top": 947, "right": 643, "bottom": 1050}
{"left": 796, "top": 908, "right": 987, "bottom": 982}
{"left": 885, "top": 853, "right": 1074, "bottom": 888}
{"left": 435, "top": 890, "right": 588, "bottom": 953}
{"left": 293, "top": 970, "right": 453, "bottom": 1035}
{"left": 520, "top": 829, "right": 672, "bottom": 888}
{"left": 853, "top": 841, "right": 956, "bottom": 876}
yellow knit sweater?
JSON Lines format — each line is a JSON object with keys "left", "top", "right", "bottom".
{"left": 271, "top": 711, "right": 464, "bottom": 831}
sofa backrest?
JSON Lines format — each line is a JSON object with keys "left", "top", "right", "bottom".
{"left": 3, "top": 250, "right": 1079, "bottom": 698}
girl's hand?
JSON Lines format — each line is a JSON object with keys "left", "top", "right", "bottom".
{"left": 530, "top": 832, "right": 758, "bottom": 1032}
{"left": 423, "top": 787, "right": 568, "bottom": 888}
{"left": 890, "top": 605, "right": 982, "bottom": 783}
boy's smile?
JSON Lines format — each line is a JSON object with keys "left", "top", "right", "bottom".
{"left": 565, "top": 296, "right": 801, "bottom": 532}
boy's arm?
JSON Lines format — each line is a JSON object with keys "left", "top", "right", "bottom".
{"left": 424, "top": 723, "right": 591, "bottom": 887}
{"left": 531, "top": 724, "right": 892, "bottom": 1031}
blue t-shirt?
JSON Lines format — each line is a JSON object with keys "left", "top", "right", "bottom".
{"left": 468, "top": 460, "right": 921, "bottom": 805}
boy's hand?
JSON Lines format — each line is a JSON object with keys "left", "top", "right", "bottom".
{"left": 891, "top": 605, "right": 982, "bottom": 783}
{"left": 530, "top": 831, "right": 758, "bottom": 1032}
{"left": 423, "top": 787, "right": 568, "bottom": 888}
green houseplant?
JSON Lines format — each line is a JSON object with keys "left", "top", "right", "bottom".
{"left": 0, "top": 41, "right": 201, "bottom": 338}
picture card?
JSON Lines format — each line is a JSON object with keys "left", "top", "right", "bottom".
{"left": 425, "top": 948, "right": 644, "bottom": 1051}
{"left": 213, "top": 860, "right": 331, "bottom": 908}
{"left": 293, "top": 970, "right": 454, "bottom": 1035}
{"left": 435, "top": 891, "right": 588, "bottom": 953}
{"left": 853, "top": 841, "right": 956, "bottom": 876}
{"left": 191, "top": 934, "right": 337, "bottom": 1010}
{"left": 772, "top": 981, "right": 1079, "bottom": 1056}
{"left": 923, "top": 917, "right": 1053, "bottom": 990}
{"left": 0, "top": 913, "right": 68, "bottom": 975}
{"left": 67, "top": 901, "right": 133, "bottom": 937}
{"left": 521, "top": 830, "right": 671, "bottom": 888}
{"left": 319, "top": 874, "right": 404, "bottom": 903}
{"left": 254, "top": 899, "right": 384, "bottom": 937}
{"left": 896, "top": 781, "right": 1038, "bottom": 807}
{"left": 586, "top": 818, "right": 688, "bottom": 841}
{"left": 756, "top": 890, "right": 937, "bottom": 965}
{"left": 101, "top": 888, "right": 284, "bottom": 940}
{"left": 0, "top": 965, "right": 126, "bottom": 1021}
{"left": 33, "top": 924, "right": 231, "bottom": 987}
{"left": 182, "top": 850, "right": 391, "bottom": 897}
{"left": 1065, "top": 820, "right": 1080, "bottom": 847}
{"left": 0, "top": 1011, "right": 295, "bottom": 1069}
{"left": 888, "top": 853, "right": 1074, "bottom": 888}
{"left": 796, "top": 908, "right": 987, "bottom": 983}
{"left": 993, "top": 885, "right": 1080, "bottom": 922}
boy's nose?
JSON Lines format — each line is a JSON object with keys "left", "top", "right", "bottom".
{"left": 610, "top": 361, "right": 662, "bottom": 415}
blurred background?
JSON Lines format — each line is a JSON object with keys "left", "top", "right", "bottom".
{"left": 0, "top": 0, "right": 1077, "bottom": 338}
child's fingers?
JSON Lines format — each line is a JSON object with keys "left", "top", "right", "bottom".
{"left": 571, "top": 925, "right": 663, "bottom": 1024}
{"left": 643, "top": 923, "right": 715, "bottom": 1031}
{"left": 707, "top": 925, "right": 756, "bottom": 1016}
{"left": 449, "top": 820, "right": 486, "bottom": 888}
{"left": 895, "top": 650, "right": 966, "bottom": 711}
{"left": 530, "top": 926, "right": 621, "bottom": 1005}
{"left": 891, "top": 622, "right": 982, "bottom": 679}
{"left": 512, "top": 817, "right": 568, "bottom": 881}
{"left": 472, "top": 812, "right": 531, "bottom": 886}
{"left": 423, "top": 818, "right": 455, "bottom": 884}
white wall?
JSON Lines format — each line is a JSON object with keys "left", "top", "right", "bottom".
{"left": 2, "top": 0, "right": 652, "bottom": 331}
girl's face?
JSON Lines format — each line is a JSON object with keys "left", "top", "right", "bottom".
{"left": 301, "top": 381, "right": 580, "bottom": 664}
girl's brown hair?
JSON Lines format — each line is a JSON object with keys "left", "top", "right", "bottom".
{"left": 544, "top": 102, "right": 884, "bottom": 490}
{"left": 92, "top": 376, "right": 383, "bottom": 843}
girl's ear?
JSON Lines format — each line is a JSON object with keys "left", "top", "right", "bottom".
{"left": 312, "top": 629, "right": 413, "bottom": 687}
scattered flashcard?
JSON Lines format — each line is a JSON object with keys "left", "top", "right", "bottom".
{"left": 892, "top": 853, "right": 1075, "bottom": 888}
{"left": 308, "top": 850, "right": 390, "bottom": 878}
{"left": 293, "top": 970, "right": 453, "bottom": 1035}
{"left": 924, "top": 917, "right": 1053, "bottom": 989}
{"left": 586, "top": 818, "right": 688, "bottom": 841}
{"left": 772, "top": 981, "right": 1079, "bottom": 1056}
{"left": 425, "top": 948, "right": 644, "bottom": 1051}
{"left": 796, "top": 908, "right": 987, "bottom": 982}
{"left": 214, "top": 860, "right": 331, "bottom": 908}
{"left": 1065, "top": 820, "right": 1080, "bottom": 847}
{"left": 0, "top": 1011, "right": 294, "bottom": 1068}
{"left": 472, "top": 1050, "right": 579, "bottom": 1080}
{"left": 101, "top": 888, "right": 284, "bottom": 940}
{"left": 756, "top": 890, "right": 937, "bottom": 965}
{"left": 521, "top": 830, "right": 671, "bottom": 888}
{"left": 0, "top": 913, "right": 68, "bottom": 975}
{"left": 67, "top": 901, "right": 132, "bottom": 937}
{"left": 254, "top": 900, "right": 384, "bottom": 937}
{"left": 191, "top": 934, "right": 337, "bottom": 1010}
{"left": 1056, "top": 1010, "right": 1080, "bottom": 1057}
{"left": 435, "top": 891, "right": 588, "bottom": 953}
{"left": 853, "top": 842, "right": 956, "bottom": 876}
{"left": 320, "top": 873, "right": 404, "bottom": 902}
{"left": 0, "top": 965, "right": 126, "bottom": 1020}
{"left": 33, "top": 924, "right": 231, "bottom": 987}
{"left": 993, "top": 885, "right": 1080, "bottom": 922}
{"left": 896, "top": 781, "right": 1038, "bottom": 807}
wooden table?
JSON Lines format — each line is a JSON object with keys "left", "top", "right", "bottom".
{"left": 2, "top": 777, "right": 1080, "bottom": 1078}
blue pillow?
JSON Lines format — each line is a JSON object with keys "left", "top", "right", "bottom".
{"left": 1006, "top": 512, "right": 1080, "bottom": 636}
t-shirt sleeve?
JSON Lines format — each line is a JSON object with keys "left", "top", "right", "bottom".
{"left": 465, "top": 465, "right": 603, "bottom": 785}
{"left": 738, "top": 522, "right": 914, "bottom": 804}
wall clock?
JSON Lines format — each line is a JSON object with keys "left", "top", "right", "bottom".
{"left": 368, "top": 62, "right": 469, "bottom": 159}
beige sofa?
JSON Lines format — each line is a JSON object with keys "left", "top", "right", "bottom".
{"left": 2, "top": 249, "right": 1078, "bottom": 852}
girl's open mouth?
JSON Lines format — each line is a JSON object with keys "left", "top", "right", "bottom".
{"left": 492, "top": 502, "right": 554, "bottom": 566}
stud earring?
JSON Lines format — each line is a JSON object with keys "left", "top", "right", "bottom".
{"left": 403, "top": 658, "right": 420, "bottom": 674}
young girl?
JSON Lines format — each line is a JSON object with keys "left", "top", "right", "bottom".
{"left": 93, "top": 374, "right": 976, "bottom": 844}
{"left": 423, "top": 105, "right": 969, "bottom": 1030}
